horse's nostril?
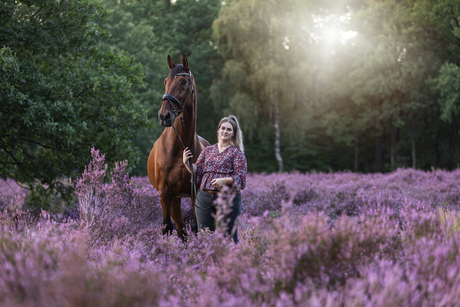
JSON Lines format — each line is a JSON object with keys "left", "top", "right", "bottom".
{"left": 165, "top": 112, "right": 171, "bottom": 120}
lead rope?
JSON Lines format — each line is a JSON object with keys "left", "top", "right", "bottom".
{"left": 170, "top": 107, "right": 199, "bottom": 231}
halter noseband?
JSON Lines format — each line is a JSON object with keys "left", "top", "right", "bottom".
{"left": 162, "top": 71, "right": 194, "bottom": 117}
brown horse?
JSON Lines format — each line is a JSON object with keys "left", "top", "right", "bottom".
{"left": 147, "top": 55, "right": 210, "bottom": 239}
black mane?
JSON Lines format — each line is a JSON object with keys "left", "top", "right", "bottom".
{"left": 168, "top": 64, "right": 186, "bottom": 77}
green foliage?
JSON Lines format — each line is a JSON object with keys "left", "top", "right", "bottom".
{"left": 209, "top": 0, "right": 460, "bottom": 172}
{"left": 4, "top": 0, "right": 460, "bottom": 180}
{"left": 435, "top": 63, "right": 460, "bottom": 123}
{"left": 24, "top": 181, "right": 77, "bottom": 215}
{"left": 0, "top": 1, "right": 148, "bottom": 198}
{"left": 212, "top": 0, "right": 334, "bottom": 172}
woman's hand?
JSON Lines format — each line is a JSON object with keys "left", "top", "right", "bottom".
{"left": 183, "top": 147, "right": 193, "bottom": 165}
{"left": 211, "top": 178, "right": 224, "bottom": 189}
{"left": 212, "top": 177, "right": 234, "bottom": 189}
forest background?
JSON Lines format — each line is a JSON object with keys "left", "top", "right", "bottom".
{"left": 3, "top": 0, "right": 460, "bottom": 198}
{"left": 101, "top": 0, "right": 460, "bottom": 175}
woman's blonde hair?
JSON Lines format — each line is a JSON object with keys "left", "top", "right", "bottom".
{"left": 218, "top": 115, "right": 244, "bottom": 153}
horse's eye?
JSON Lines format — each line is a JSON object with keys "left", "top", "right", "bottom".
{"left": 181, "top": 79, "right": 187, "bottom": 85}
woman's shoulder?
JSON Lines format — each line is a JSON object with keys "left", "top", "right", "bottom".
{"left": 230, "top": 145, "right": 246, "bottom": 156}
{"left": 201, "top": 143, "right": 217, "bottom": 155}
{"left": 204, "top": 143, "right": 218, "bottom": 151}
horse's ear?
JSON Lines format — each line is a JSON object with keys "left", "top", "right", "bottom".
{"left": 167, "top": 55, "right": 176, "bottom": 71}
{"left": 181, "top": 54, "right": 189, "bottom": 70}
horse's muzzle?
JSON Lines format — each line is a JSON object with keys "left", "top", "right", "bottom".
{"left": 158, "top": 111, "right": 175, "bottom": 127}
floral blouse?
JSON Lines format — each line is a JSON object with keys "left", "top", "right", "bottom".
{"left": 195, "top": 144, "right": 247, "bottom": 193}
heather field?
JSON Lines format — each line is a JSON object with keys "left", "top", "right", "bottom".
{"left": 1, "top": 151, "right": 460, "bottom": 306}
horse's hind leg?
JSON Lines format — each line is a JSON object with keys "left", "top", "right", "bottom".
{"left": 181, "top": 197, "right": 197, "bottom": 233}
{"left": 171, "top": 198, "right": 186, "bottom": 240}
{"left": 190, "top": 195, "right": 198, "bottom": 233}
{"left": 160, "top": 194, "right": 174, "bottom": 235}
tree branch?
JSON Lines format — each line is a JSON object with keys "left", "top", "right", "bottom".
{"left": 0, "top": 140, "right": 25, "bottom": 167}
{"left": 448, "top": 5, "right": 460, "bottom": 28}
{"left": 31, "top": 5, "right": 45, "bottom": 19}
{"left": 75, "top": 87, "right": 92, "bottom": 99}
{"left": 19, "top": 138, "right": 55, "bottom": 150}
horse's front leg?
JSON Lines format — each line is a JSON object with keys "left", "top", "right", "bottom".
{"left": 160, "top": 194, "right": 174, "bottom": 235}
{"left": 171, "top": 198, "right": 186, "bottom": 240}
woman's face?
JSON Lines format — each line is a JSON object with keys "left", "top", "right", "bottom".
{"left": 218, "top": 122, "right": 234, "bottom": 142}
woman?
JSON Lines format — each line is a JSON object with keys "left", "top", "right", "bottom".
{"left": 183, "top": 115, "right": 247, "bottom": 243}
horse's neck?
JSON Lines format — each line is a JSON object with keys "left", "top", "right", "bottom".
{"left": 168, "top": 110, "right": 197, "bottom": 150}
{"left": 184, "top": 100, "right": 198, "bottom": 147}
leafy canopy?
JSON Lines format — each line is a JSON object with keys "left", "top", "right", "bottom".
{"left": 0, "top": 0, "right": 147, "bottom": 195}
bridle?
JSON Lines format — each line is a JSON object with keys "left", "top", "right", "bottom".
{"left": 162, "top": 71, "right": 194, "bottom": 118}
{"left": 162, "top": 71, "right": 199, "bottom": 225}
{"left": 162, "top": 71, "right": 195, "bottom": 150}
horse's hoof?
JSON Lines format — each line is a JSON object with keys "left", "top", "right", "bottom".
{"left": 162, "top": 224, "right": 174, "bottom": 235}
{"left": 180, "top": 232, "right": 188, "bottom": 242}
{"left": 191, "top": 218, "right": 198, "bottom": 233}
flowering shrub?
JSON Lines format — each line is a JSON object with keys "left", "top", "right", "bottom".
{"left": 2, "top": 156, "right": 460, "bottom": 305}
{"left": 75, "top": 148, "right": 162, "bottom": 247}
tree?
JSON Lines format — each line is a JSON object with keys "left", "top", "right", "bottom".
{"left": 213, "top": 0, "right": 333, "bottom": 172}
{"left": 322, "top": 0, "right": 460, "bottom": 171}
{"left": 0, "top": 0, "right": 147, "bottom": 198}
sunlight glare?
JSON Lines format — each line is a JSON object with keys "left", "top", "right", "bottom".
{"left": 340, "top": 30, "right": 358, "bottom": 44}
{"left": 283, "top": 36, "right": 290, "bottom": 50}
{"left": 311, "top": 12, "right": 358, "bottom": 45}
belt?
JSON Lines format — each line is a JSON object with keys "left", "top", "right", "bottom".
{"left": 202, "top": 189, "right": 219, "bottom": 195}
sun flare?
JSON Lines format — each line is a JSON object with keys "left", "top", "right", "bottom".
{"left": 311, "top": 12, "right": 358, "bottom": 45}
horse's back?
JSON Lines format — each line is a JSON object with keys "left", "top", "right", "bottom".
{"left": 197, "top": 135, "right": 211, "bottom": 150}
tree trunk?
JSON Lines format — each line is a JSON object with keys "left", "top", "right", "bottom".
{"left": 409, "top": 120, "right": 416, "bottom": 169}
{"left": 354, "top": 136, "right": 359, "bottom": 172}
{"left": 273, "top": 93, "right": 283, "bottom": 172}
{"left": 390, "top": 125, "right": 395, "bottom": 171}
{"left": 267, "top": 4, "right": 283, "bottom": 172}
{"left": 435, "top": 132, "right": 441, "bottom": 167}
{"left": 375, "top": 137, "right": 383, "bottom": 172}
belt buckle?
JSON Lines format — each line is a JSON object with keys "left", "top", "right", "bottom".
{"left": 204, "top": 189, "right": 219, "bottom": 195}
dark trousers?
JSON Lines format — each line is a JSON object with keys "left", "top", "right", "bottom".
{"left": 195, "top": 190, "right": 242, "bottom": 243}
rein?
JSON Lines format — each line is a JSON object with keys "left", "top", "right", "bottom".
{"left": 162, "top": 71, "right": 199, "bottom": 216}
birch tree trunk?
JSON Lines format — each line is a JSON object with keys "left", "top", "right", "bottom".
{"left": 273, "top": 92, "right": 283, "bottom": 172}
{"left": 267, "top": 2, "right": 283, "bottom": 172}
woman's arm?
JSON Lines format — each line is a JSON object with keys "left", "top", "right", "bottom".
{"left": 230, "top": 150, "right": 247, "bottom": 190}
{"left": 212, "top": 149, "right": 247, "bottom": 189}
{"left": 211, "top": 177, "right": 233, "bottom": 188}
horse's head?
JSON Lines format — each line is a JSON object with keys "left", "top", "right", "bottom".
{"left": 158, "top": 54, "right": 196, "bottom": 127}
